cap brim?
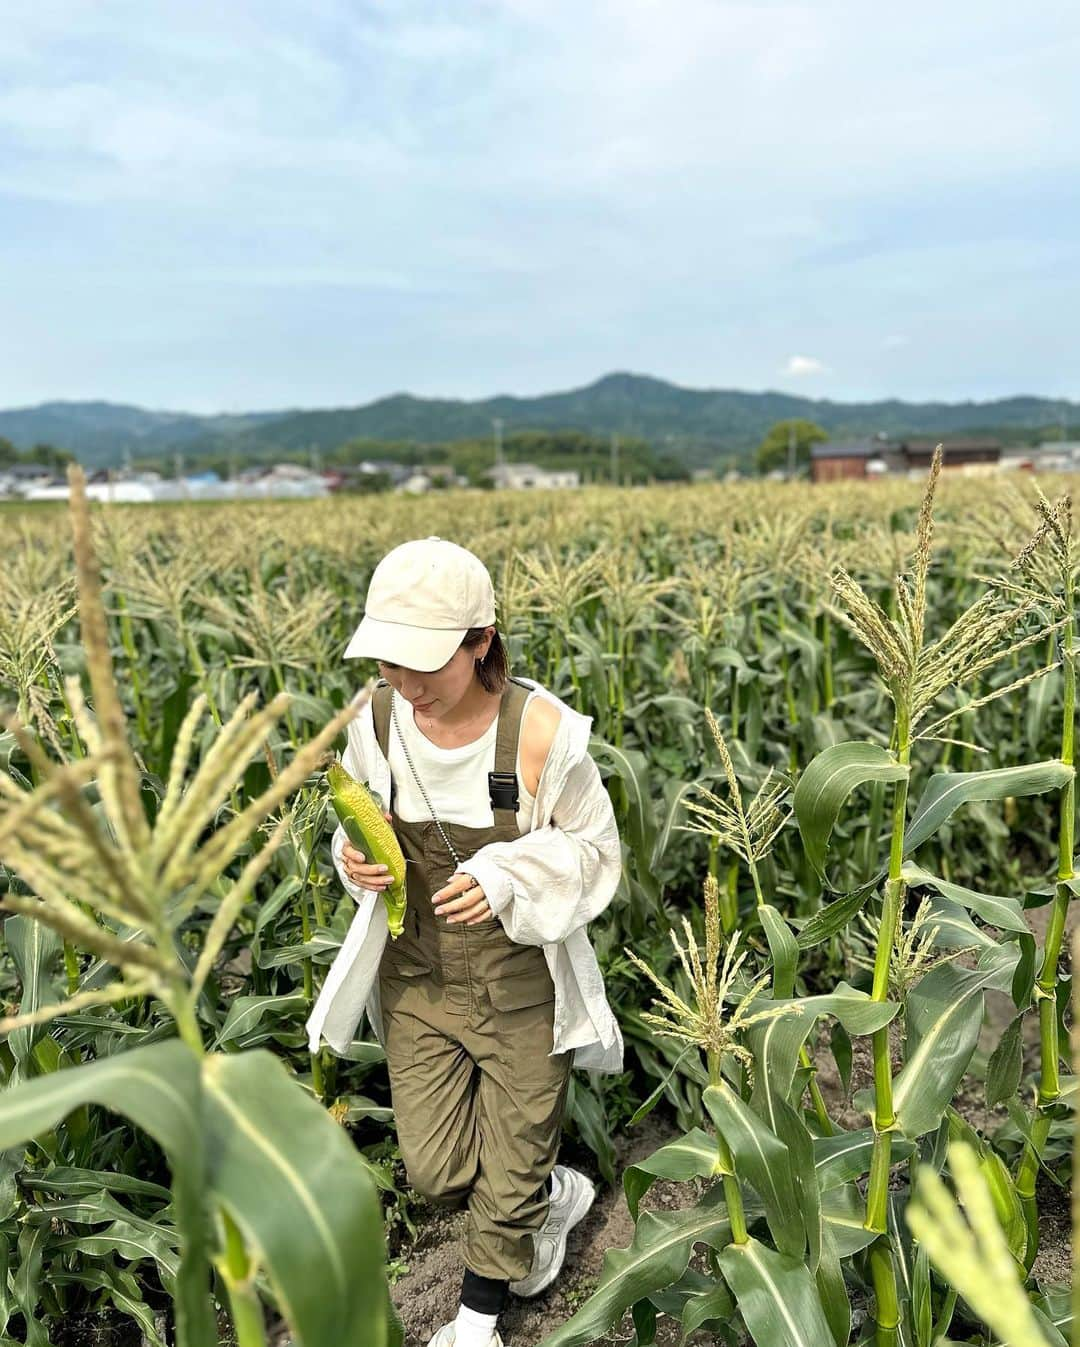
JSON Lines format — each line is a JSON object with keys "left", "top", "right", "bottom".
{"left": 342, "top": 615, "right": 465, "bottom": 672}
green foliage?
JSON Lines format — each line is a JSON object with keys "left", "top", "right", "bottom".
{"left": 0, "top": 439, "right": 74, "bottom": 471}
{"left": 755, "top": 419, "right": 828, "bottom": 474}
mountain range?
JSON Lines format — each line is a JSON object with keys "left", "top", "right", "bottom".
{"left": 1, "top": 373, "right": 1076, "bottom": 469}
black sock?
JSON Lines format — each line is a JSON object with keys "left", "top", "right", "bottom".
{"left": 460, "top": 1177, "right": 556, "bottom": 1312}
{"left": 461, "top": 1268, "right": 509, "bottom": 1315}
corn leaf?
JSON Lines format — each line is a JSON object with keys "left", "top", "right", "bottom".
{"left": 0, "top": 1040, "right": 214, "bottom": 1347}
{"left": 719, "top": 1236, "right": 835, "bottom": 1347}
{"left": 816, "top": 1224, "right": 850, "bottom": 1347}
{"left": 820, "top": 1183, "right": 877, "bottom": 1256}
{"left": 795, "top": 878, "right": 878, "bottom": 950}
{"left": 759, "top": 904, "right": 798, "bottom": 999}
{"left": 813, "top": 1129, "right": 915, "bottom": 1191}
{"left": 565, "top": 1075, "right": 618, "bottom": 1187}
{"left": 745, "top": 985, "right": 898, "bottom": 1126}
{"left": 623, "top": 1126, "right": 723, "bottom": 1222}
{"left": 904, "top": 760, "right": 1074, "bottom": 856}
{"left": 793, "top": 742, "right": 908, "bottom": 880}
{"left": 212, "top": 992, "right": 308, "bottom": 1048}
{"left": 902, "top": 861, "right": 1028, "bottom": 934}
{"left": 201, "top": 1048, "right": 397, "bottom": 1347}
{"left": 703, "top": 1081, "right": 805, "bottom": 1258}
{"left": 530, "top": 1188, "right": 732, "bottom": 1347}
{"left": 986, "top": 1013, "right": 1025, "bottom": 1109}
{"left": 5, "top": 916, "right": 62, "bottom": 1065}
{"left": 892, "top": 947, "right": 1019, "bottom": 1138}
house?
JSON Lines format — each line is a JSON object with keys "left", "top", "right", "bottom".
{"left": 333, "top": 460, "right": 412, "bottom": 490}
{"left": 229, "top": 464, "right": 329, "bottom": 498}
{"left": 485, "top": 463, "right": 580, "bottom": 490}
{"left": 810, "top": 440, "right": 895, "bottom": 483}
{"left": 360, "top": 460, "right": 412, "bottom": 486}
{"left": 0, "top": 463, "right": 58, "bottom": 497}
{"left": 1023, "top": 441, "right": 1080, "bottom": 472}
{"left": 24, "top": 465, "right": 331, "bottom": 504}
{"left": 24, "top": 475, "right": 184, "bottom": 503}
{"left": 898, "top": 438, "right": 1001, "bottom": 473}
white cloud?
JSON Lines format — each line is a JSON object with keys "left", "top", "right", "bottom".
{"left": 883, "top": 334, "right": 910, "bottom": 348}
{"left": 784, "top": 355, "right": 830, "bottom": 377}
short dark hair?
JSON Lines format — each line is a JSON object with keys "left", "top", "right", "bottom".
{"left": 461, "top": 627, "right": 508, "bottom": 693}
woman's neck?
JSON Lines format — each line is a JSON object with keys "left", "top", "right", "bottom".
{"left": 411, "top": 678, "right": 500, "bottom": 745}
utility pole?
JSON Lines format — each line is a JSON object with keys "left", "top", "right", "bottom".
{"left": 490, "top": 417, "right": 503, "bottom": 487}
{"left": 787, "top": 422, "right": 797, "bottom": 479}
{"left": 610, "top": 432, "right": 619, "bottom": 485}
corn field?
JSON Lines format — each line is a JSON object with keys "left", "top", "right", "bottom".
{"left": 1, "top": 458, "right": 1079, "bottom": 1347}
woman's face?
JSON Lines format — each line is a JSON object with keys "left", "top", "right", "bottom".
{"left": 377, "top": 629, "right": 493, "bottom": 718}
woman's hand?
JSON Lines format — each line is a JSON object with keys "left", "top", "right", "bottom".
{"left": 431, "top": 872, "right": 494, "bottom": 924}
{"left": 341, "top": 811, "right": 396, "bottom": 889}
{"left": 342, "top": 843, "right": 393, "bottom": 888}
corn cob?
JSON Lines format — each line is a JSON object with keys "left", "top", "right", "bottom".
{"left": 326, "top": 762, "right": 407, "bottom": 938}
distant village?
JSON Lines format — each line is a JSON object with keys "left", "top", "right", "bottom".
{"left": 1, "top": 458, "right": 582, "bottom": 503}
{"left": 3, "top": 433, "right": 1079, "bottom": 503}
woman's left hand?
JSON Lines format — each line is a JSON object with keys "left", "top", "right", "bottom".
{"left": 431, "top": 873, "right": 494, "bottom": 924}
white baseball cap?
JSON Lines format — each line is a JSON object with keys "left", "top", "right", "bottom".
{"left": 343, "top": 536, "right": 496, "bottom": 671}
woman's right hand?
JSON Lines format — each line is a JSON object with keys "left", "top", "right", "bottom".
{"left": 341, "top": 813, "right": 396, "bottom": 889}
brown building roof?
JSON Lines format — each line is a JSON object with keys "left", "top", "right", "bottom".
{"left": 900, "top": 437, "right": 1001, "bottom": 458}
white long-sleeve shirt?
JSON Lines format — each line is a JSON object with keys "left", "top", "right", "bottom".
{"left": 304, "top": 676, "right": 625, "bottom": 1073}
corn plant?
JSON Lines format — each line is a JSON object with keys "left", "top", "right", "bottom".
{"left": 533, "top": 860, "right": 898, "bottom": 1347}
{"left": 792, "top": 447, "right": 1068, "bottom": 1343}
{"left": 986, "top": 485, "right": 1080, "bottom": 1264}
{"left": 905, "top": 930, "right": 1080, "bottom": 1347}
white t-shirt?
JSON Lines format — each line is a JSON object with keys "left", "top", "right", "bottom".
{"left": 386, "top": 688, "right": 536, "bottom": 834}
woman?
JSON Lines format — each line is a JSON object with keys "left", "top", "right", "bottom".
{"left": 306, "top": 535, "right": 624, "bottom": 1347}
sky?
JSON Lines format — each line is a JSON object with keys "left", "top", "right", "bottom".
{"left": 1, "top": 0, "right": 1078, "bottom": 413}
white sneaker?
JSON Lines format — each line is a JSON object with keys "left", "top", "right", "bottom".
{"left": 508, "top": 1164, "right": 597, "bottom": 1298}
{"left": 424, "top": 1323, "right": 504, "bottom": 1347}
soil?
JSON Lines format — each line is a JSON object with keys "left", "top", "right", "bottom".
{"left": 51, "top": 1313, "right": 143, "bottom": 1346}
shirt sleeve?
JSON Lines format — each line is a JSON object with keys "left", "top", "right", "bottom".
{"left": 454, "top": 750, "right": 622, "bottom": 946}
{"left": 331, "top": 703, "right": 378, "bottom": 906}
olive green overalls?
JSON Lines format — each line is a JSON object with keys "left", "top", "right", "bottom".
{"left": 373, "top": 677, "right": 574, "bottom": 1282}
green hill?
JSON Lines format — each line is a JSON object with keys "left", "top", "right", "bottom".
{"left": 2, "top": 373, "right": 1076, "bottom": 470}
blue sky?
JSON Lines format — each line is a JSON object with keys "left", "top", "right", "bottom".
{"left": 1, "top": 1, "right": 1078, "bottom": 412}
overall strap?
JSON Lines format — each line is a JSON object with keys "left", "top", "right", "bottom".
{"left": 371, "top": 680, "right": 395, "bottom": 809}
{"left": 491, "top": 677, "right": 532, "bottom": 827}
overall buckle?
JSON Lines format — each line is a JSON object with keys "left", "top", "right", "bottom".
{"left": 488, "top": 771, "right": 519, "bottom": 811}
